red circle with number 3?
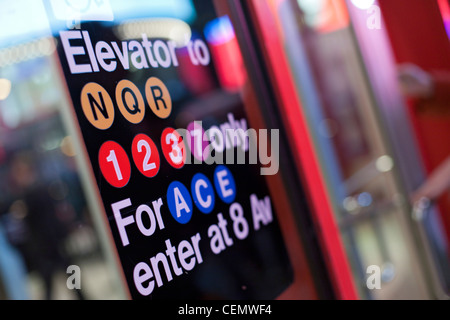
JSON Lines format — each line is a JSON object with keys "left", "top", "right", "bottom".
{"left": 98, "top": 141, "right": 131, "bottom": 188}
{"left": 131, "top": 134, "right": 160, "bottom": 178}
{"left": 161, "top": 127, "right": 186, "bottom": 169}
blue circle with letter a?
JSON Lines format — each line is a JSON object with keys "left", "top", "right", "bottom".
{"left": 167, "top": 181, "right": 193, "bottom": 224}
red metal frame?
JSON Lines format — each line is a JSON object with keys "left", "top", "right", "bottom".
{"left": 246, "top": 0, "right": 358, "bottom": 300}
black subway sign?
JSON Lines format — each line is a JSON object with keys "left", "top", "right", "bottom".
{"left": 45, "top": 1, "right": 293, "bottom": 299}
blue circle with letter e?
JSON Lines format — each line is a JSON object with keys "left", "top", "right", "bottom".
{"left": 167, "top": 181, "right": 193, "bottom": 224}
{"left": 191, "top": 173, "right": 215, "bottom": 214}
{"left": 213, "top": 165, "right": 236, "bottom": 204}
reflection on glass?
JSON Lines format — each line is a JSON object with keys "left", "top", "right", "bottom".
{"left": 274, "top": 0, "right": 432, "bottom": 299}
{"left": 0, "top": 0, "right": 122, "bottom": 300}
{"left": 0, "top": 0, "right": 315, "bottom": 300}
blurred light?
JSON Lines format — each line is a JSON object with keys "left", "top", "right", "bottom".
{"left": 0, "top": 101, "right": 21, "bottom": 128}
{"left": 62, "top": 0, "right": 92, "bottom": 12}
{"left": 381, "top": 262, "right": 395, "bottom": 283}
{"left": 38, "top": 37, "right": 57, "bottom": 56}
{"left": 60, "top": 136, "right": 77, "bottom": 157}
{"left": 297, "top": 0, "right": 324, "bottom": 16}
{"left": 176, "top": 35, "right": 215, "bottom": 96}
{"left": 10, "top": 200, "right": 28, "bottom": 219}
{"left": 204, "top": 15, "right": 235, "bottom": 46}
{"left": 0, "top": 0, "right": 51, "bottom": 48}
{"left": 298, "top": 0, "right": 349, "bottom": 33}
{"left": 350, "top": 0, "right": 376, "bottom": 10}
{"left": 50, "top": 0, "right": 114, "bottom": 22}
{"left": 0, "top": 37, "right": 56, "bottom": 67}
{"left": 438, "top": 0, "right": 450, "bottom": 38}
{"left": 111, "top": 0, "right": 196, "bottom": 24}
{"left": 357, "top": 192, "right": 373, "bottom": 207}
{"left": 204, "top": 16, "right": 246, "bottom": 92}
{"left": 41, "top": 134, "right": 62, "bottom": 152}
{"left": 343, "top": 196, "right": 358, "bottom": 212}
{"left": 375, "top": 155, "right": 394, "bottom": 172}
{"left": 115, "top": 18, "right": 192, "bottom": 47}
{"left": 0, "top": 79, "right": 12, "bottom": 100}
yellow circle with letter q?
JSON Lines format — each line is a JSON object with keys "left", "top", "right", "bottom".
{"left": 116, "top": 79, "right": 146, "bottom": 124}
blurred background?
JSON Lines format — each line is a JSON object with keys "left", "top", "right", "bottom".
{"left": 0, "top": 0, "right": 449, "bottom": 300}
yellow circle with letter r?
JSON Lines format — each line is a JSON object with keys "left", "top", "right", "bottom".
{"left": 145, "top": 77, "right": 172, "bottom": 119}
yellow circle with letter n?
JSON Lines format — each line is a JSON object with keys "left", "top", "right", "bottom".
{"left": 81, "top": 82, "right": 115, "bottom": 130}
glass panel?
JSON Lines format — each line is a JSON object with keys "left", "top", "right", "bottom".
{"left": 267, "top": 0, "right": 432, "bottom": 299}
{"left": 0, "top": 0, "right": 322, "bottom": 299}
{"left": 0, "top": 3, "right": 124, "bottom": 298}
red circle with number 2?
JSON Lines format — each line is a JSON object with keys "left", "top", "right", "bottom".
{"left": 131, "top": 134, "right": 160, "bottom": 178}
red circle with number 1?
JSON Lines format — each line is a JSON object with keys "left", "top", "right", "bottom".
{"left": 98, "top": 141, "right": 131, "bottom": 188}
{"left": 132, "top": 134, "right": 160, "bottom": 178}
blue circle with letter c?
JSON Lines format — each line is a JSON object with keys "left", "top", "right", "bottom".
{"left": 191, "top": 173, "right": 215, "bottom": 214}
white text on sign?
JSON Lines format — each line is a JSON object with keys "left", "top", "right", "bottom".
{"left": 60, "top": 30, "right": 210, "bottom": 74}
